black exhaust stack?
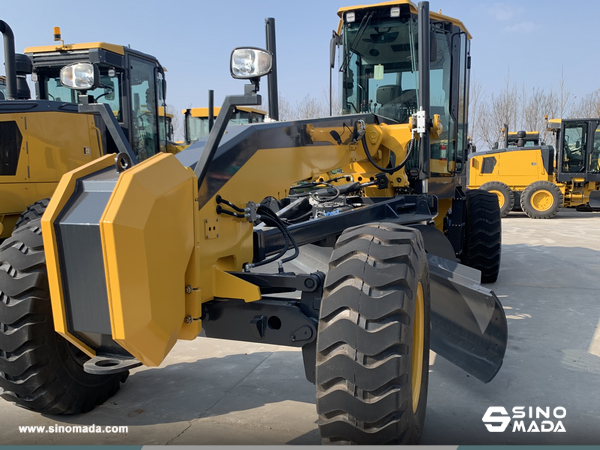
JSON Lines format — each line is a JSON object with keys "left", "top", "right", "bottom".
{"left": 208, "top": 89, "right": 215, "bottom": 132}
{"left": 265, "top": 18, "right": 279, "bottom": 120}
{"left": 0, "top": 20, "right": 17, "bottom": 100}
{"left": 417, "top": 2, "right": 431, "bottom": 192}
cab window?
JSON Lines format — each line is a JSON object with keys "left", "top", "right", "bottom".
{"left": 129, "top": 56, "right": 159, "bottom": 161}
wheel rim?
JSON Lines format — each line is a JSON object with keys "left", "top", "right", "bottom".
{"left": 531, "top": 189, "right": 553, "bottom": 212}
{"left": 489, "top": 190, "right": 505, "bottom": 208}
{"left": 412, "top": 282, "right": 425, "bottom": 413}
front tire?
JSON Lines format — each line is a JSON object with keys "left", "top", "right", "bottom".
{"left": 0, "top": 218, "right": 127, "bottom": 414}
{"left": 460, "top": 190, "right": 502, "bottom": 283}
{"left": 315, "top": 223, "right": 431, "bottom": 444}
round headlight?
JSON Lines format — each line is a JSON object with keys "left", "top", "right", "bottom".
{"left": 60, "top": 63, "right": 98, "bottom": 90}
{"left": 230, "top": 48, "right": 272, "bottom": 79}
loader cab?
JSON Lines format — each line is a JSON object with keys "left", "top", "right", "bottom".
{"left": 551, "top": 119, "right": 600, "bottom": 183}
{"left": 25, "top": 42, "right": 167, "bottom": 161}
{"left": 183, "top": 106, "right": 267, "bottom": 144}
{"left": 337, "top": 1, "right": 471, "bottom": 179}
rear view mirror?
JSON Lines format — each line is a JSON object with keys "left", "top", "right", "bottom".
{"left": 330, "top": 31, "right": 340, "bottom": 69}
{"left": 430, "top": 30, "right": 437, "bottom": 62}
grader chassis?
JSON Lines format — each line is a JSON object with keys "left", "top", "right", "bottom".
{"left": 0, "top": 1, "right": 507, "bottom": 444}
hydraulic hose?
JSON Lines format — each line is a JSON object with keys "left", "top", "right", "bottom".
{"left": 361, "top": 135, "right": 417, "bottom": 175}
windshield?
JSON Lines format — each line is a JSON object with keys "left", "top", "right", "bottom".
{"left": 42, "top": 70, "right": 123, "bottom": 121}
{"left": 341, "top": 12, "right": 419, "bottom": 122}
{"left": 0, "top": 78, "right": 6, "bottom": 100}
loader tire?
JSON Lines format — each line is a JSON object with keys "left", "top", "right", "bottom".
{"left": 0, "top": 218, "right": 127, "bottom": 414}
{"left": 480, "top": 181, "right": 514, "bottom": 218}
{"left": 460, "top": 190, "right": 501, "bottom": 283}
{"left": 14, "top": 198, "right": 50, "bottom": 229}
{"left": 316, "top": 223, "right": 430, "bottom": 444}
{"left": 520, "top": 181, "right": 562, "bottom": 219}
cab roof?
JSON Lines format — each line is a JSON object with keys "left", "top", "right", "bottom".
{"left": 25, "top": 42, "right": 125, "bottom": 55}
{"left": 337, "top": 0, "right": 471, "bottom": 39}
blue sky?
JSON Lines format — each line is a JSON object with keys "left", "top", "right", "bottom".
{"left": 2, "top": 0, "right": 599, "bottom": 119}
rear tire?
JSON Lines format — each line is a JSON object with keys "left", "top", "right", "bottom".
{"left": 316, "top": 223, "right": 430, "bottom": 444}
{"left": 520, "top": 181, "right": 562, "bottom": 219}
{"left": 14, "top": 198, "right": 50, "bottom": 229}
{"left": 0, "top": 217, "right": 127, "bottom": 414}
{"left": 512, "top": 191, "right": 522, "bottom": 211}
{"left": 460, "top": 190, "right": 502, "bottom": 283}
{"left": 480, "top": 181, "right": 514, "bottom": 218}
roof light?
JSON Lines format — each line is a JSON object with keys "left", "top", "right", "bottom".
{"left": 346, "top": 11, "right": 355, "bottom": 23}
{"left": 53, "top": 27, "right": 61, "bottom": 41}
{"left": 390, "top": 7, "right": 400, "bottom": 17}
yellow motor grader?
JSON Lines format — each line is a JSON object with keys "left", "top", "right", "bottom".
{"left": 0, "top": 22, "right": 168, "bottom": 240}
{"left": 0, "top": 2, "right": 507, "bottom": 444}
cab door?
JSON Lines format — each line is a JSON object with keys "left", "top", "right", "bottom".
{"left": 588, "top": 121, "right": 600, "bottom": 182}
{"left": 124, "top": 51, "right": 166, "bottom": 161}
{"left": 556, "top": 119, "right": 597, "bottom": 182}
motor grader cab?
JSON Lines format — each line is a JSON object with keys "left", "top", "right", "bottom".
{"left": 0, "top": 2, "right": 507, "bottom": 445}
{"left": 469, "top": 119, "right": 600, "bottom": 218}
{"left": 0, "top": 23, "right": 167, "bottom": 239}
{"left": 183, "top": 106, "right": 267, "bottom": 144}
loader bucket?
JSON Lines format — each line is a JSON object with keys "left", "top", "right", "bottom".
{"left": 427, "top": 254, "right": 507, "bottom": 382}
{"left": 589, "top": 190, "right": 600, "bottom": 210}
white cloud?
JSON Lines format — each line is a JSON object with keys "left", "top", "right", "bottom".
{"left": 501, "top": 21, "right": 540, "bottom": 34}
{"left": 486, "top": 2, "right": 526, "bottom": 22}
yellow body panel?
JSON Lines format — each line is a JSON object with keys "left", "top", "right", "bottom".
{"left": 468, "top": 148, "right": 552, "bottom": 190}
{"left": 0, "top": 112, "right": 102, "bottom": 237}
{"left": 166, "top": 141, "right": 189, "bottom": 154}
{"left": 41, "top": 154, "right": 117, "bottom": 357}
{"left": 25, "top": 42, "right": 125, "bottom": 55}
{"left": 99, "top": 153, "right": 196, "bottom": 366}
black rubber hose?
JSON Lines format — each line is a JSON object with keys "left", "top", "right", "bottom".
{"left": 251, "top": 213, "right": 290, "bottom": 268}
{"left": 257, "top": 205, "right": 299, "bottom": 265}
{"left": 216, "top": 195, "right": 245, "bottom": 213}
{"left": 361, "top": 135, "right": 416, "bottom": 175}
{"left": 216, "top": 205, "right": 245, "bottom": 219}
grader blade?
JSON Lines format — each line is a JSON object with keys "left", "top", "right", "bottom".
{"left": 589, "top": 190, "right": 600, "bottom": 210}
{"left": 427, "top": 254, "right": 507, "bottom": 383}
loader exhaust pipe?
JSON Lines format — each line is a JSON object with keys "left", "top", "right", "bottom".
{"left": 0, "top": 20, "right": 17, "bottom": 100}
{"left": 265, "top": 17, "right": 279, "bottom": 120}
{"left": 208, "top": 89, "right": 215, "bottom": 132}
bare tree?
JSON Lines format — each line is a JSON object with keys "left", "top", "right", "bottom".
{"left": 574, "top": 89, "right": 600, "bottom": 118}
{"left": 166, "top": 104, "right": 184, "bottom": 142}
{"left": 278, "top": 90, "right": 333, "bottom": 121}
{"left": 468, "top": 78, "right": 487, "bottom": 150}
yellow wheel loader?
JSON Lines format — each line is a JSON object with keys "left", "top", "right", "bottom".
{"left": 469, "top": 121, "right": 600, "bottom": 218}
{"left": 0, "top": 2, "right": 508, "bottom": 444}
{"left": 0, "top": 23, "right": 168, "bottom": 240}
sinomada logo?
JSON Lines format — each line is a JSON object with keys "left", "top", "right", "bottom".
{"left": 482, "top": 406, "right": 566, "bottom": 433}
